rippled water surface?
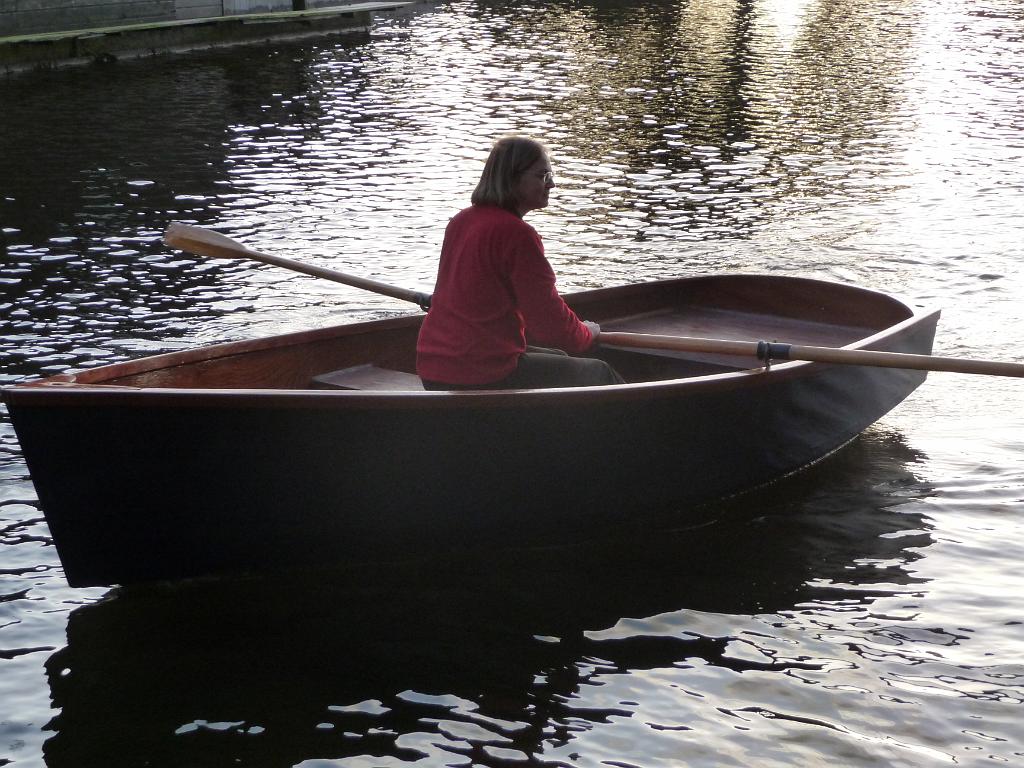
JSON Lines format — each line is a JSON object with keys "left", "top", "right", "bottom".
{"left": 2, "top": 0, "right": 1023, "bottom": 765}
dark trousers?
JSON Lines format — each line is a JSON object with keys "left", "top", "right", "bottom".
{"left": 422, "top": 347, "right": 625, "bottom": 391}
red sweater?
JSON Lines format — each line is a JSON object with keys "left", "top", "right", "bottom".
{"left": 416, "top": 205, "right": 594, "bottom": 385}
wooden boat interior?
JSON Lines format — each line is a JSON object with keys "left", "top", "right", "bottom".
{"left": 39, "top": 276, "right": 913, "bottom": 392}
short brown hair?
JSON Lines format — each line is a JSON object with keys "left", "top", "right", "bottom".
{"left": 471, "top": 136, "right": 549, "bottom": 212}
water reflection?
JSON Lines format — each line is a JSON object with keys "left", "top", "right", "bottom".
{"left": 42, "top": 429, "right": 937, "bottom": 767}
{"left": 1, "top": 59, "right": 250, "bottom": 379}
{"left": 469, "top": 0, "right": 925, "bottom": 249}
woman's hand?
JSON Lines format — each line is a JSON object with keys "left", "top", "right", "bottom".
{"left": 583, "top": 321, "right": 601, "bottom": 347}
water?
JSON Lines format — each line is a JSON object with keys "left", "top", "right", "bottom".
{"left": 2, "top": 0, "right": 1023, "bottom": 764}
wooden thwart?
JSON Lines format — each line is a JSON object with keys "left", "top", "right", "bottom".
{"left": 312, "top": 364, "right": 424, "bottom": 391}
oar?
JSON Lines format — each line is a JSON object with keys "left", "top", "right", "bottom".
{"left": 163, "top": 223, "right": 432, "bottom": 310}
{"left": 600, "top": 332, "right": 1024, "bottom": 378}
{"left": 164, "top": 223, "right": 1023, "bottom": 378}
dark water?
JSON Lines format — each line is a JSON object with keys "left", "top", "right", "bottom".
{"left": 2, "top": 0, "right": 1023, "bottom": 765}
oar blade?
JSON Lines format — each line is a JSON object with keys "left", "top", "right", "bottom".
{"left": 163, "top": 222, "right": 431, "bottom": 310}
{"left": 164, "top": 223, "right": 256, "bottom": 261}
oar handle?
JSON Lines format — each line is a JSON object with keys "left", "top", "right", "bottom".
{"left": 761, "top": 341, "right": 1024, "bottom": 377}
{"left": 163, "top": 223, "right": 431, "bottom": 310}
{"left": 600, "top": 333, "right": 760, "bottom": 358}
{"left": 600, "top": 332, "right": 1024, "bottom": 378}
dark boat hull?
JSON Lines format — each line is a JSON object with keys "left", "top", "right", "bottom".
{"left": 3, "top": 275, "right": 939, "bottom": 586}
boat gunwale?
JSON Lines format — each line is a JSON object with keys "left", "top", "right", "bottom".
{"left": 1, "top": 274, "right": 937, "bottom": 411}
{"left": 2, "top": 313, "right": 940, "bottom": 412}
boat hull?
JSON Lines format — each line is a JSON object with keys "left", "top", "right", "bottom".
{"left": 3, "top": 275, "right": 939, "bottom": 586}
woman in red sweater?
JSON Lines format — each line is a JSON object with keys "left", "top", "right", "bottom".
{"left": 416, "top": 136, "right": 624, "bottom": 390}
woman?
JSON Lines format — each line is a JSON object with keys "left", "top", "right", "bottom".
{"left": 416, "top": 136, "right": 624, "bottom": 391}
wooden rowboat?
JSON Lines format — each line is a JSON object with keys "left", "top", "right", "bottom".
{"left": 3, "top": 273, "right": 939, "bottom": 587}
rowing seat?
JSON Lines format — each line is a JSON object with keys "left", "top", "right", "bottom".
{"left": 311, "top": 364, "right": 424, "bottom": 391}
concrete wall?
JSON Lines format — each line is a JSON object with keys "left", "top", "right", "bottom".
{"left": 0, "top": 0, "right": 364, "bottom": 34}
{"left": 221, "top": 0, "right": 351, "bottom": 14}
{"left": 1, "top": 0, "right": 176, "bottom": 36}
{"left": 222, "top": 0, "right": 284, "bottom": 15}
{"left": 176, "top": 0, "right": 220, "bottom": 21}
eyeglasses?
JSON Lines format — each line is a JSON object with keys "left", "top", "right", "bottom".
{"left": 536, "top": 171, "right": 555, "bottom": 185}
